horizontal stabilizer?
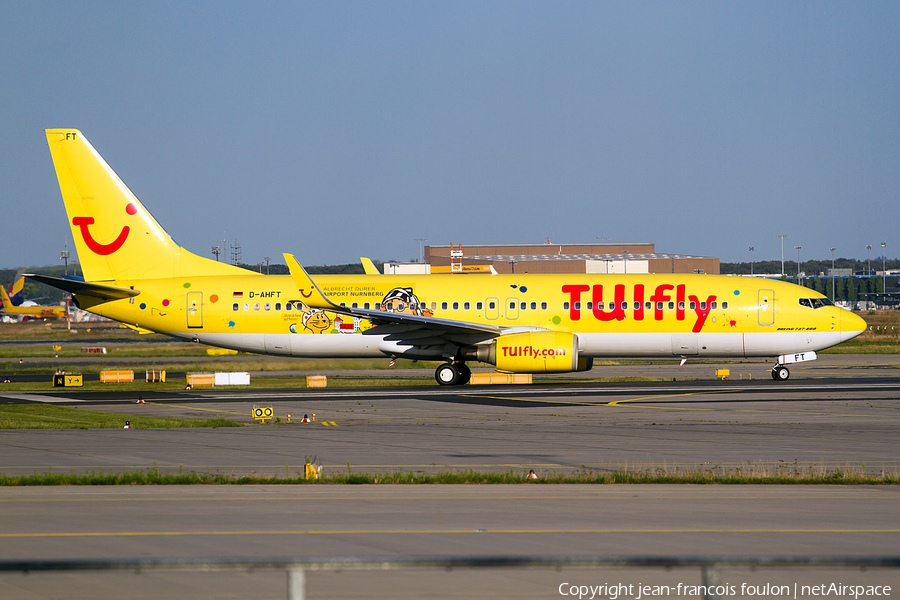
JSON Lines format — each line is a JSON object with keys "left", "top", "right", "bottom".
{"left": 24, "top": 274, "right": 139, "bottom": 301}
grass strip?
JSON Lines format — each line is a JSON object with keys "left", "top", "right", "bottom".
{"left": 0, "top": 405, "right": 241, "bottom": 429}
{"left": 1, "top": 467, "right": 897, "bottom": 486}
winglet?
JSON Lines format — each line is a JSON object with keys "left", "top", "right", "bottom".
{"left": 283, "top": 253, "right": 339, "bottom": 311}
{"left": 361, "top": 257, "right": 381, "bottom": 275}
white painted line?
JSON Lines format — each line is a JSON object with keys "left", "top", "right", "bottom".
{"left": 0, "top": 393, "right": 83, "bottom": 403}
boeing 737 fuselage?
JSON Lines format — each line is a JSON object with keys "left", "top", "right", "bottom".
{"left": 31, "top": 130, "right": 867, "bottom": 385}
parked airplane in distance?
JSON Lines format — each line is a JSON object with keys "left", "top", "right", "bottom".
{"left": 0, "top": 285, "right": 67, "bottom": 321}
{"left": 30, "top": 129, "right": 866, "bottom": 384}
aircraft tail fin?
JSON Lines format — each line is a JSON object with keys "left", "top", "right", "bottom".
{"left": 45, "top": 129, "right": 252, "bottom": 283}
{"left": 361, "top": 257, "right": 381, "bottom": 275}
{"left": 7, "top": 268, "right": 26, "bottom": 305}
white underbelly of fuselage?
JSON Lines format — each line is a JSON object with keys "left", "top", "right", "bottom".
{"left": 163, "top": 329, "right": 843, "bottom": 360}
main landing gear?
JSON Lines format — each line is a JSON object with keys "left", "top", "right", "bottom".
{"left": 771, "top": 365, "right": 790, "bottom": 381}
{"left": 435, "top": 362, "right": 471, "bottom": 386}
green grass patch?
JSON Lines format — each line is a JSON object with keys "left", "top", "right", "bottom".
{"left": 0, "top": 405, "right": 242, "bottom": 429}
{"left": 1, "top": 466, "right": 896, "bottom": 486}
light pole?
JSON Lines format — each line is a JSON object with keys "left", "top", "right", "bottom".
{"left": 414, "top": 239, "right": 427, "bottom": 264}
{"left": 212, "top": 246, "right": 220, "bottom": 262}
{"left": 794, "top": 246, "right": 802, "bottom": 286}
{"left": 882, "top": 242, "right": 887, "bottom": 303}
{"left": 830, "top": 247, "right": 836, "bottom": 302}
{"left": 264, "top": 257, "right": 270, "bottom": 275}
{"left": 866, "top": 245, "right": 872, "bottom": 275}
{"left": 749, "top": 247, "right": 754, "bottom": 276}
{"left": 623, "top": 251, "right": 629, "bottom": 274}
{"left": 776, "top": 234, "right": 788, "bottom": 279}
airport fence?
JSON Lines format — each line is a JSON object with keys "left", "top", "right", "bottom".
{"left": 1, "top": 555, "right": 898, "bottom": 600}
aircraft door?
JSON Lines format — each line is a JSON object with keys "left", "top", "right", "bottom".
{"left": 505, "top": 297, "right": 519, "bottom": 320}
{"left": 758, "top": 290, "right": 774, "bottom": 326}
{"left": 486, "top": 298, "right": 499, "bottom": 320}
{"left": 187, "top": 292, "right": 203, "bottom": 328}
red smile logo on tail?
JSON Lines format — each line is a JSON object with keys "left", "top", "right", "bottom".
{"left": 73, "top": 203, "right": 137, "bottom": 255}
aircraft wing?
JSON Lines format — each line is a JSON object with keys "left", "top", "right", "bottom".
{"left": 284, "top": 254, "right": 501, "bottom": 346}
{"left": 24, "top": 274, "right": 140, "bottom": 301}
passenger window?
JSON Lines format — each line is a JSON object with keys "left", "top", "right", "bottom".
{"left": 634, "top": 302, "right": 640, "bottom": 310}
{"left": 254, "top": 303, "right": 260, "bottom": 311}
{"left": 700, "top": 302, "right": 707, "bottom": 310}
{"left": 275, "top": 303, "right": 281, "bottom": 311}
{"left": 364, "top": 303, "right": 370, "bottom": 309}
{"left": 464, "top": 301, "right": 470, "bottom": 310}
{"left": 286, "top": 302, "right": 293, "bottom": 310}
{"left": 352, "top": 303, "right": 358, "bottom": 309}
{"left": 711, "top": 302, "right": 718, "bottom": 310}
{"left": 564, "top": 302, "right": 570, "bottom": 310}
{"left": 489, "top": 301, "right": 496, "bottom": 310}
{"left": 375, "top": 303, "right": 381, "bottom": 310}
{"left": 243, "top": 303, "right": 250, "bottom": 311}
{"left": 574, "top": 302, "right": 581, "bottom": 310}
{"left": 441, "top": 302, "right": 448, "bottom": 310}
{"left": 530, "top": 302, "right": 537, "bottom": 310}
{"left": 597, "top": 302, "right": 605, "bottom": 310}
{"left": 656, "top": 302, "right": 663, "bottom": 310}
{"left": 722, "top": 302, "right": 728, "bottom": 309}
{"left": 678, "top": 302, "right": 685, "bottom": 310}
{"left": 541, "top": 302, "right": 547, "bottom": 310}
{"left": 476, "top": 301, "right": 483, "bottom": 310}
{"left": 232, "top": 303, "right": 239, "bottom": 311}
{"left": 645, "top": 302, "right": 651, "bottom": 310}
{"left": 689, "top": 301, "right": 696, "bottom": 310}
{"left": 453, "top": 301, "right": 459, "bottom": 310}
{"left": 264, "top": 303, "right": 271, "bottom": 311}
{"left": 587, "top": 302, "right": 593, "bottom": 310}
{"left": 621, "top": 302, "right": 628, "bottom": 310}
{"left": 668, "top": 302, "right": 675, "bottom": 310}
{"left": 510, "top": 301, "right": 516, "bottom": 309}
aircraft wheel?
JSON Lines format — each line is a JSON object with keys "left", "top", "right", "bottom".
{"left": 772, "top": 366, "right": 790, "bottom": 381}
{"left": 457, "top": 363, "right": 471, "bottom": 385}
{"left": 435, "top": 363, "right": 461, "bottom": 386}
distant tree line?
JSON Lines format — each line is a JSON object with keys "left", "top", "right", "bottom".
{"left": 722, "top": 258, "right": 899, "bottom": 276}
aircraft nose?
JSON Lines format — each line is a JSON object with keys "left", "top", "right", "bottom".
{"left": 841, "top": 310, "right": 867, "bottom": 343}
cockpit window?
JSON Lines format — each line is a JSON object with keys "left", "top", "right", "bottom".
{"left": 799, "top": 297, "right": 834, "bottom": 309}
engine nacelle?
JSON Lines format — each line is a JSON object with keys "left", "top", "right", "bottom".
{"left": 471, "top": 330, "right": 593, "bottom": 374}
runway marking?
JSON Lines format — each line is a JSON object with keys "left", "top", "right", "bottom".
{"left": 0, "top": 393, "right": 83, "bottom": 403}
{"left": 606, "top": 390, "right": 730, "bottom": 408}
{"left": 321, "top": 421, "right": 338, "bottom": 426}
{"left": 3, "top": 527, "right": 899, "bottom": 538}
{"left": 458, "top": 395, "right": 602, "bottom": 407}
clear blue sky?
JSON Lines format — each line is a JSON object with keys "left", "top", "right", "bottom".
{"left": 1, "top": 1, "right": 897, "bottom": 269}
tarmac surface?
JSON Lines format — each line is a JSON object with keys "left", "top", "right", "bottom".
{"left": 1, "top": 355, "right": 899, "bottom": 598}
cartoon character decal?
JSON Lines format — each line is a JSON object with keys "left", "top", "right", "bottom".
{"left": 379, "top": 287, "right": 433, "bottom": 317}
{"left": 303, "top": 309, "right": 331, "bottom": 334}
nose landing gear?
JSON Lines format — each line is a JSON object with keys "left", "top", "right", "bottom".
{"left": 771, "top": 365, "right": 790, "bottom": 381}
{"left": 435, "top": 362, "right": 471, "bottom": 386}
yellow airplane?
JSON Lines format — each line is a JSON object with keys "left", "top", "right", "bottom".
{"left": 30, "top": 129, "right": 867, "bottom": 385}
{"left": 0, "top": 285, "right": 67, "bottom": 321}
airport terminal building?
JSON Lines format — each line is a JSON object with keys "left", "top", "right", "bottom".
{"left": 423, "top": 243, "right": 719, "bottom": 275}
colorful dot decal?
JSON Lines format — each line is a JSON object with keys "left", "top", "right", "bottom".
{"left": 210, "top": 294, "right": 218, "bottom": 303}
{"left": 734, "top": 290, "right": 740, "bottom": 295}
{"left": 125, "top": 203, "right": 137, "bottom": 215}
{"left": 162, "top": 299, "right": 170, "bottom": 307}
{"left": 552, "top": 315, "right": 561, "bottom": 325}
{"left": 183, "top": 282, "right": 191, "bottom": 289}
{"left": 139, "top": 303, "right": 146, "bottom": 310}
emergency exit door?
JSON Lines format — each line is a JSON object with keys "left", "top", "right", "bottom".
{"left": 187, "top": 292, "right": 203, "bottom": 328}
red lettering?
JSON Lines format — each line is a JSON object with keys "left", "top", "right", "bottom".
{"left": 591, "top": 284, "right": 625, "bottom": 322}
{"left": 562, "top": 284, "right": 589, "bottom": 321}
{"left": 676, "top": 284, "right": 686, "bottom": 321}
{"left": 650, "top": 285, "right": 674, "bottom": 321}
{"left": 689, "top": 295, "right": 717, "bottom": 333}
{"left": 634, "top": 284, "right": 645, "bottom": 321}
